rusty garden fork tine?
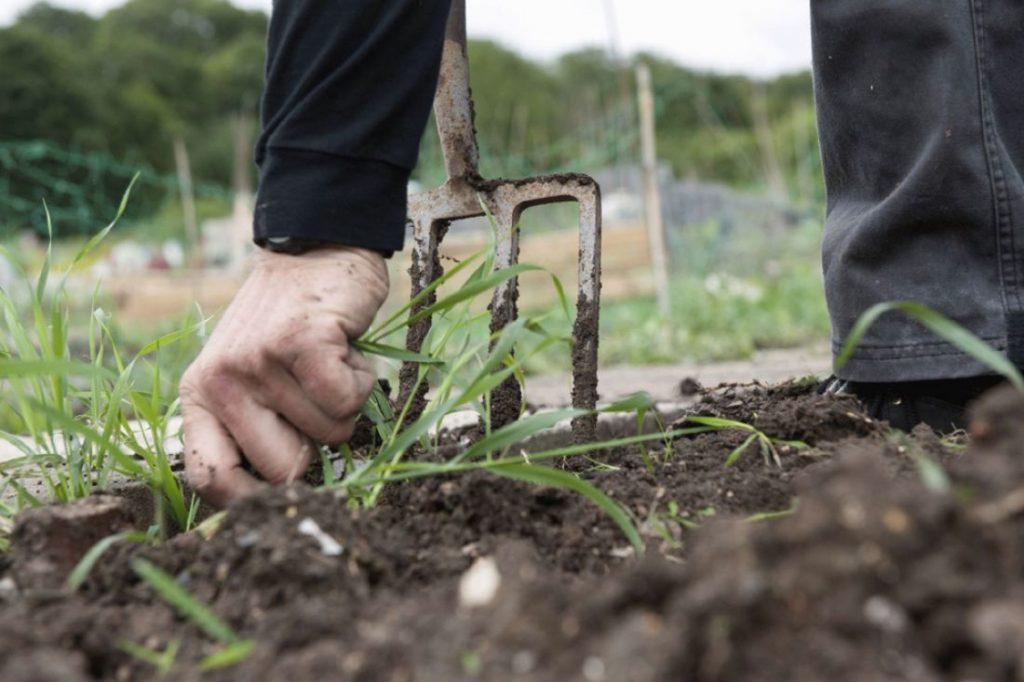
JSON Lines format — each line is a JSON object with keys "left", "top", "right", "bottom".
{"left": 399, "top": 0, "right": 602, "bottom": 444}
{"left": 483, "top": 177, "right": 603, "bottom": 441}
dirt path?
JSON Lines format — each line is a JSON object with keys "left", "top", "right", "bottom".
{"left": 526, "top": 345, "right": 831, "bottom": 407}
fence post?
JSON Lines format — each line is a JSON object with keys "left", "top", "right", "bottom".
{"left": 172, "top": 136, "right": 199, "bottom": 269}
{"left": 636, "top": 63, "right": 671, "bottom": 320}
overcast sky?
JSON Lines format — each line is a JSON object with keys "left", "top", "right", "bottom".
{"left": 0, "top": 0, "right": 812, "bottom": 77}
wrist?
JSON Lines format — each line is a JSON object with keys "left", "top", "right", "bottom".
{"left": 253, "top": 245, "right": 389, "bottom": 304}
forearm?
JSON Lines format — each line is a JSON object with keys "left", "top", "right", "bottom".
{"left": 255, "top": 0, "right": 452, "bottom": 253}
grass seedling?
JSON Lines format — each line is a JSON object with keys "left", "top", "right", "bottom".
{"left": 681, "top": 415, "right": 808, "bottom": 467}
{"left": 836, "top": 301, "right": 1024, "bottom": 390}
{"left": 132, "top": 558, "right": 254, "bottom": 671}
{"left": 119, "top": 639, "right": 180, "bottom": 677}
{"left": 67, "top": 528, "right": 154, "bottom": 590}
{"left": 0, "top": 181, "right": 203, "bottom": 540}
{"left": 746, "top": 499, "right": 799, "bottom": 523}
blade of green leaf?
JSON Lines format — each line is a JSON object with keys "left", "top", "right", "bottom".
{"left": 68, "top": 530, "right": 150, "bottom": 590}
{"left": 452, "top": 408, "right": 585, "bottom": 464}
{"left": 199, "top": 640, "right": 255, "bottom": 671}
{"left": 490, "top": 463, "right": 643, "bottom": 555}
{"left": 836, "top": 301, "right": 1024, "bottom": 390}
{"left": 351, "top": 340, "right": 445, "bottom": 365}
{"left": 132, "top": 558, "right": 239, "bottom": 644}
{"left": 724, "top": 432, "right": 759, "bottom": 467}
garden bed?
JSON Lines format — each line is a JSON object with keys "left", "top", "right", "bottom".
{"left": 3, "top": 379, "right": 1022, "bottom": 681}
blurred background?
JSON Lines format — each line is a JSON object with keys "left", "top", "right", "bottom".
{"left": 0, "top": 0, "right": 830, "bottom": 386}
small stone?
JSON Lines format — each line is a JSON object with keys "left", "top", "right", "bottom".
{"left": 0, "top": 576, "right": 18, "bottom": 602}
{"left": 235, "top": 530, "right": 260, "bottom": 548}
{"left": 458, "top": 557, "right": 501, "bottom": 608}
{"left": 582, "top": 656, "right": 606, "bottom": 681}
{"left": 511, "top": 650, "right": 536, "bottom": 674}
{"left": 297, "top": 518, "right": 344, "bottom": 557}
{"left": 864, "top": 595, "right": 907, "bottom": 633}
{"left": 610, "top": 546, "right": 635, "bottom": 559}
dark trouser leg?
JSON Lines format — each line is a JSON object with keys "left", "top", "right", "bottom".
{"left": 812, "top": 0, "right": 1024, "bottom": 381}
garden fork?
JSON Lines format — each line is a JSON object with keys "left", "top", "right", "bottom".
{"left": 398, "top": 0, "right": 602, "bottom": 443}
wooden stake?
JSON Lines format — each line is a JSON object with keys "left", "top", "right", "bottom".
{"left": 636, "top": 63, "right": 671, "bottom": 319}
{"left": 172, "top": 136, "right": 199, "bottom": 269}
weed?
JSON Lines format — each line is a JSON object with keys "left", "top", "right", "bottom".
{"left": 132, "top": 558, "right": 254, "bottom": 672}
{"left": 836, "top": 301, "right": 1024, "bottom": 390}
{"left": 0, "top": 180, "right": 201, "bottom": 534}
{"left": 682, "top": 415, "right": 808, "bottom": 467}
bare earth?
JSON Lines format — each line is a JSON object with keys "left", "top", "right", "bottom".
{"left": 525, "top": 345, "right": 832, "bottom": 407}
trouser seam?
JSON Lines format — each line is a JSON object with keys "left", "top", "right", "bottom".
{"left": 971, "top": 0, "right": 1022, "bottom": 315}
{"left": 831, "top": 346, "right": 1007, "bottom": 362}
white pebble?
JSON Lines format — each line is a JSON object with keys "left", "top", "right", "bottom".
{"left": 459, "top": 557, "right": 501, "bottom": 608}
{"left": 582, "top": 656, "right": 606, "bottom": 681}
{"left": 297, "top": 517, "right": 344, "bottom": 557}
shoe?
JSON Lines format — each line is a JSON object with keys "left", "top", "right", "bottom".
{"left": 818, "top": 375, "right": 1004, "bottom": 433}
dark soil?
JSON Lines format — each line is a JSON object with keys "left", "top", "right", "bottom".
{"left": 3, "top": 380, "right": 1023, "bottom": 680}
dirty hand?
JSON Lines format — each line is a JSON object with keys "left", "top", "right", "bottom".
{"left": 180, "top": 246, "right": 389, "bottom": 507}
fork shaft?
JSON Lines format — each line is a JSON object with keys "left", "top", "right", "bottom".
{"left": 434, "top": 0, "right": 480, "bottom": 180}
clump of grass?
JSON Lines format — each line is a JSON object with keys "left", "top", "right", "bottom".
{"left": 0, "top": 179, "right": 201, "bottom": 535}
{"left": 682, "top": 415, "right": 807, "bottom": 467}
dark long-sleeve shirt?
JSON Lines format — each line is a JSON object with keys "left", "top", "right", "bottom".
{"left": 254, "top": 0, "right": 452, "bottom": 254}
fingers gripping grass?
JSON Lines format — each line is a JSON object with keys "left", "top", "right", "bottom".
{"left": 5, "top": 187, "right": 668, "bottom": 559}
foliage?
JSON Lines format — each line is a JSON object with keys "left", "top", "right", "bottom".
{"left": 0, "top": 185, "right": 202, "bottom": 533}
{"left": 1, "top": 1, "right": 821, "bottom": 237}
{"left": 0, "top": 0, "right": 265, "bottom": 237}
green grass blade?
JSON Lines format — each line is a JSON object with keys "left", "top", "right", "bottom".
{"left": 599, "top": 392, "right": 656, "bottom": 414}
{"left": 132, "top": 317, "right": 209, "bottom": 360}
{"left": 36, "top": 199, "right": 53, "bottom": 301}
{"left": 25, "top": 399, "right": 144, "bottom": 478}
{"left": 352, "top": 340, "right": 445, "bottom": 365}
{"left": 118, "top": 639, "right": 179, "bottom": 676}
{"left": 836, "top": 301, "right": 1024, "bottom": 390}
{"left": 490, "top": 463, "right": 644, "bottom": 555}
{"left": 67, "top": 530, "right": 150, "bottom": 590}
{"left": 724, "top": 432, "right": 759, "bottom": 467}
{"left": 0, "top": 358, "right": 117, "bottom": 381}
{"left": 452, "top": 408, "right": 585, "bottom": 464}
{"left": 199, "top": 640, "right": 255, "bottom": 671}
{"left": 132, "top": 558, "right": 239, "bottom": 644}
{"left": 402, "top": 264, "right": 542, "bottom": 330}
{"left": 684, "top": 415, "right": 756, "bottom": 432}
{"left": 365, "top": 248, "right": 487, "bottom": 341}
{"left": 68, "top": 174, "right": 139, "bottom": 271}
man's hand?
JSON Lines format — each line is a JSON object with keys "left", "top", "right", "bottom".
{"left": 181, "top": 246, "right": 389, "bottom": 507}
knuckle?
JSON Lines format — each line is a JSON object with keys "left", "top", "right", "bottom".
{"left": 184, "top": 454, "right": 218, "bottom": 499}
{"left": 235, "top": 349, "right": 270, "bottom": 377}
{"left": 336, "top": 391, "right": 366, "bottom": 418}
{"left": 325, "top": 419, "right": 356, "bottom": 445}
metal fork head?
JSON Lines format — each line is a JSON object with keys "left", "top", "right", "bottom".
{"left": 399, "top": 0, "right": 602, "bottom": 442}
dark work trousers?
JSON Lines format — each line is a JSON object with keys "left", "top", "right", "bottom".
{"left": 812, "top": 1, "right": 1024, "bottom": 381}
{"left": 258, "top": 0, "right": 1021, "bottom": 382}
